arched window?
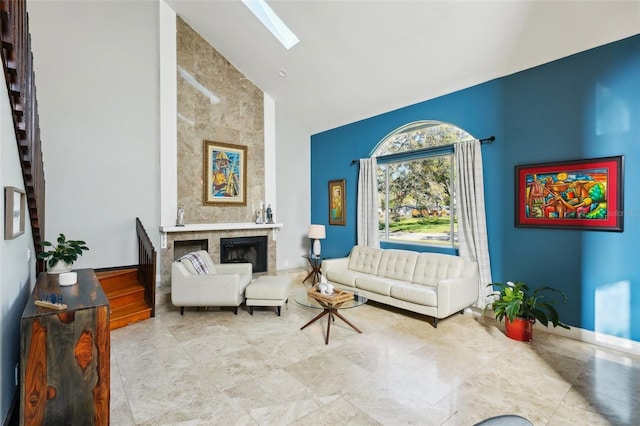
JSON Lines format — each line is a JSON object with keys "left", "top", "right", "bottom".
{"left": 374, "top": 121, "right": 473, "bottom": 248}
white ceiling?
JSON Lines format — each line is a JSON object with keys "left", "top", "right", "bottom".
{"left": 165, "top": 0, "right": 639, "bottom": 135}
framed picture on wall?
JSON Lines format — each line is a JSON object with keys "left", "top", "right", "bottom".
{"left": 328, "top": 179, "right": 346, "bottom": 225}
{"left": 515, "top": 155, "right": 624, "bottom": 231}
{"left": 202, "top": 140, "right": 247, "bottom": 206}
{"left": 4, "top": 186, "right": 26, "bottom": 240}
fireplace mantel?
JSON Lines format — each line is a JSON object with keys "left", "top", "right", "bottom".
{"left": 159, "top": 223, "right": 283, "bottom": 286}
{"left": 160, "top": 222, "right": 282, "bottom": 233}
{"left": 159, "top": 222, "right": 283, "bottom": 251}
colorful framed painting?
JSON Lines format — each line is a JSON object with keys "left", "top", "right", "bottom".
{"left": 515, "top": 156, "right": 624, "bottom": 231}
{"left": 4, "top": 186, "right": 25, "bottom": 240}
{"left": 203, "top": 140, "right": 247, "bottom": 206}
{"left": 328, "top": 179, "right": 346, "bottom": 225}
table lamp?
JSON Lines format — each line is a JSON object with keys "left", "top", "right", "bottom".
{"left": 308, "top": 224, "right": 326, "bottom": 256}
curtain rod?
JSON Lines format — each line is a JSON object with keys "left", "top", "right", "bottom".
{"left": 350, "top": 135, "right": 496, "bottom": 165}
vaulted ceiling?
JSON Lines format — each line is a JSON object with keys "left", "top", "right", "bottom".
{"left": 165, "top": 1, "right": 639, "bottom": 135}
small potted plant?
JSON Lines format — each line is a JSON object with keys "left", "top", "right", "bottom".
{"left": 37, "top": 233, "right": 89, "bottom": 274}
{"left": 484, "top": 281, "right": 569, "bottom": 341}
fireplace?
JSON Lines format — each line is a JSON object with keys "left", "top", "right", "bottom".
{"left": 220, "top": 236, "right": 267, "bottom": 273}
{"left": 173, "top": 239, "right": 208, "bottom": 260}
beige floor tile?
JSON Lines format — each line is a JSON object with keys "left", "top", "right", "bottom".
{"left": 294, "top": 396, "right": 381, "bottom": 425}
{"left": 547, "top": 400, "right": 623, "bottom": 426}
{"left": 109, "top": 269, "right": 640, "bottom": 425}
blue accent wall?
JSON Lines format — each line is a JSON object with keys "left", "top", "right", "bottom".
{"left": 311, "top": 35, "right": 640, "bottom": 342}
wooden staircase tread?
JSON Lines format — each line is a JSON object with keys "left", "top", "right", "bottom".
{"left": 110, "top": 300, "right": 152, "bottom": 318}
{"left": 96, "top": 268, "right": 138, "bottom": 280}
{"left": 109, "top": 300, "right": 153, "bottom": 330}
{"left": 97, "top": 263, "right": 155, "bottom": 329}
{"left": 110, "top": 313, "right": 152, "bottom": 330}
{"left": 103, "top": 280, "right": 145, "bottom": 296}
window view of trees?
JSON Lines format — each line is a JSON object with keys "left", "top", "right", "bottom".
{"left": 375, "top": 121, "right": 473, "bottom": 247}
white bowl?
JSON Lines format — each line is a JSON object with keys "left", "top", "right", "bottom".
{"left": 59, "top": 272, "right": 77, "bottom": 286}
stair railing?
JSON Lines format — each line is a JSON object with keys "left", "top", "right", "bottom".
{"left": 136, "top": 218, "right": 157, "bottom": 317}
{"left": 1, "top": 0, "right": 46, "bottom": 272}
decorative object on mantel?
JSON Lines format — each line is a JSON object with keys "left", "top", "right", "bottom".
{"left": 4, "top": 186, "right": 26, "bottom": 240}
{"left": 203, "top": 140, "right": 247, "bottom": 206}
{"left": 159, "top": 222, "right": 283, "bottom": 233}
{"left": 37, "top": 233, "right": 89, "bottom": 277}
{"left": 308, "top": 224, "right": 326, "bottom": 256}
{"left": 255, "top": 205, "right": 263, "bottom": 224}
{"left": 176, "top": 205, "right": 185, "bottom": 226}
{"left": 266, "top": 204, "right": 274, "bottom": 224}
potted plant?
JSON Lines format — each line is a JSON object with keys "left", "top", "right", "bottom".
{"left": 484, "top": 281, "right": 569, "bottom": 342}
{"left": 37, "top": 233, "right": 89, "bottom": 274}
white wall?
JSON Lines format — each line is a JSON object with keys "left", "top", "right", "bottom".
{"left": 159, "top": 1, "right": 177, "bottom": 229}
{"left": 274, "top": 105, "right": 311, "bottom": 270}
{"left": 27, "top": 0, "right": 308, "bottom": 278}
{"left": 265, "top": 94, "right": 277, "bottom": 220}
{"left": 0, "top": 64, "right": 36, "bottom": 423}
{"left": 28, "top": 1, "right": 161, "bottom": 270}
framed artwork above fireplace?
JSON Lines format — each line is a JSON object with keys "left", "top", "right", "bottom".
{"left": 202, "top": 140, "right": 247, "bottom": 206}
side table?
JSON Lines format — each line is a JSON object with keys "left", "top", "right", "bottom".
{"left": 295, "top": 289, "right": 367, "bottom": 344}
{"left": 302, "top": 254, "right": 322, "bottom": 285}
{"left": 21, "top": 269, "right": 110, "bottom": 425}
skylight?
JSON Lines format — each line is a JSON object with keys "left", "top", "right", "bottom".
{"left": 241, "top": 0, "right": 299, "bottom": 50}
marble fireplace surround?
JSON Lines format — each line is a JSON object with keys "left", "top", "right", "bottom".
{"left": 159, "top": 223, "right": 282, "bottom": 287}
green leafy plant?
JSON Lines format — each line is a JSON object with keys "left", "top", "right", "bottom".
{"left": 484, "top": 281, "right": 570, "bottom": 329}
{"left": 37, "top": 234, "right": 89, "bottom": 268}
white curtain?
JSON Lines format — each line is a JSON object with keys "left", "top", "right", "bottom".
{"left": 455, "top": 140, "right": 492, "bottom": 308}
{"left": 357, "top": 157, "right": 379, "bottom": 248}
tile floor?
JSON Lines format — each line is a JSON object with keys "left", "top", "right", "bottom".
{"left": 110, "top": 269, "right": 640, "bottom": 425}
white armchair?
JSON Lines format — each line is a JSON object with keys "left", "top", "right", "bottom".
{"left": 170, "top": 250, "right": 253, "bottom": 315}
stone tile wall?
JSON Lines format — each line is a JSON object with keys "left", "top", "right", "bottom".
{"left": 162, "top": 18, "right": 271, "bottom": 285}
{"left": 176, "top": 17, "right": 264, "bottom": 224}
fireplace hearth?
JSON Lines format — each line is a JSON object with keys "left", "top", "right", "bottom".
{"left": 220, "top": 236, "right": 267, "bottom": 273}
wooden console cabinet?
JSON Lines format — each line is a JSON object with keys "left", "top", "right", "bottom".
{"left": 20, "top": 269, "right": 110, "bottom": 425}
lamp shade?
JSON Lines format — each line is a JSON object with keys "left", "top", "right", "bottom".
{"left": 307, "top": 224, "right": 326, "bottom": 239}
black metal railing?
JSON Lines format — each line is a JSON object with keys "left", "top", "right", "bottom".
{"left": 136, "top": 217, "right": 157, "bottom": 317}
{"left": 1, "top": 0, "right": 46, "bottom": 271}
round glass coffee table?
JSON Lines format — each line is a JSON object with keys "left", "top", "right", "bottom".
{"left": 294, "top": 289, "right": 367, "bottom": 345}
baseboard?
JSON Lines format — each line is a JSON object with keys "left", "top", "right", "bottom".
{"left": 468, "top": 308, "right": 640, "bottom": 357}
{"left": 541, "top": 322, "right": 640, "bottom": 357}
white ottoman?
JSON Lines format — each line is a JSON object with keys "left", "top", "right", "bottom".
{"left": 245, "top": 276, "right": 291, "bottom": 316}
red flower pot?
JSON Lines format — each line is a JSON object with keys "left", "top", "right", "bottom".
{"left": 504, "top": 317, "right": 534, "bottom": 342}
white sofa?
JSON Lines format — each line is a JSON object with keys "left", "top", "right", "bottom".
{"left": 321, "top": 245, "right": 479, "bottom": 327}
{"left": 171, "top": 250, "right": 253, "bottom": 315}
